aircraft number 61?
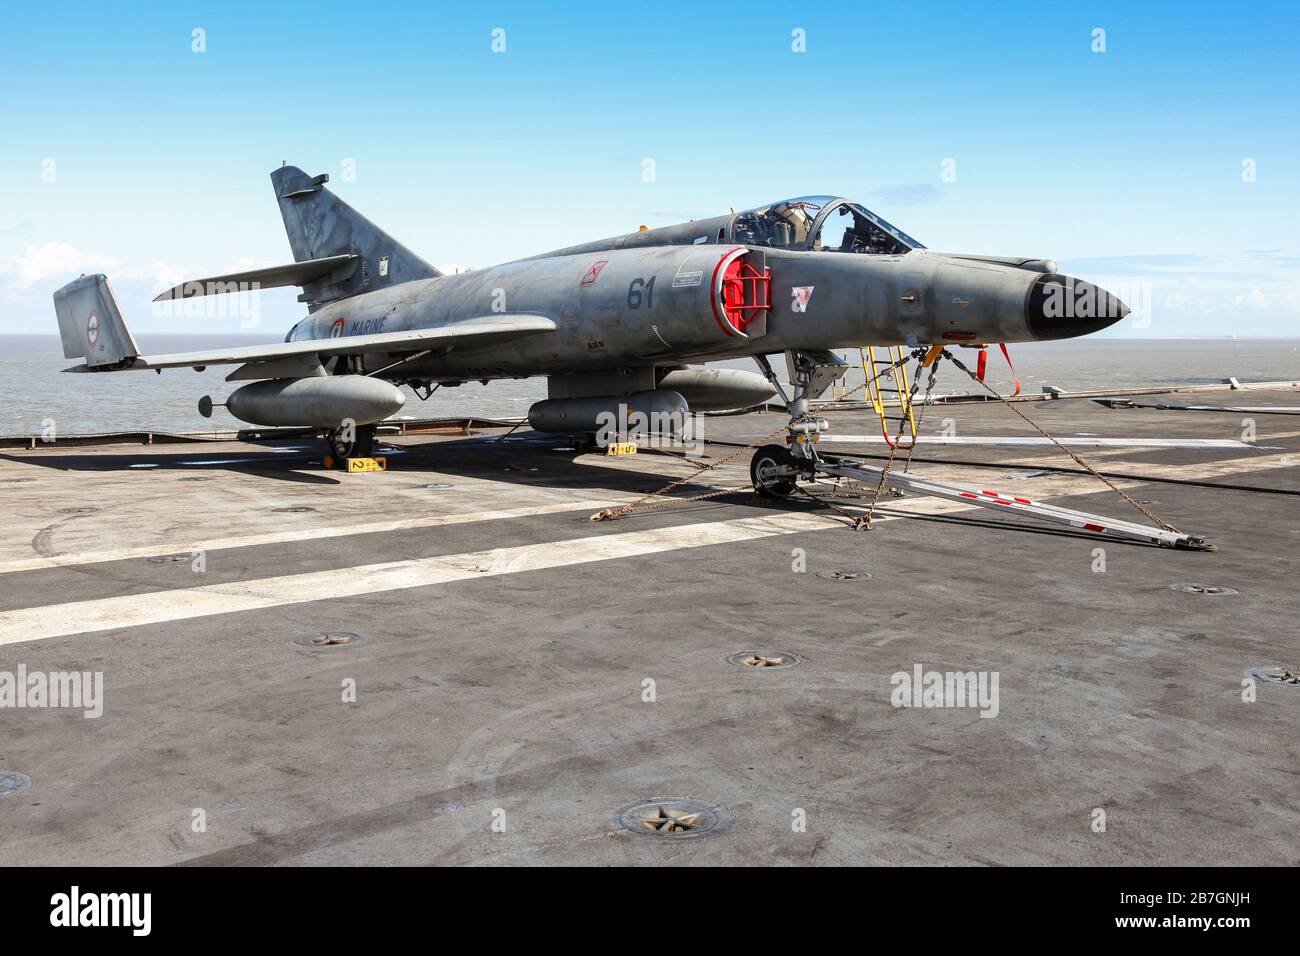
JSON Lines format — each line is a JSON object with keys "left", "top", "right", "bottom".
{"left": 627, "top": 276, "right": 655, "bottom": 309}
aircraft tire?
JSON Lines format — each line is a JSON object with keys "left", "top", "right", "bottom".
{"left": 751, "top": 444, "right": 798, "bottom": 498}
{"left": 329, "top": 423, "right": 376, "bottom": 462}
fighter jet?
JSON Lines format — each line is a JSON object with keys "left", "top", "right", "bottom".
{"left": 53, "top": 165, "right": 1128, "bottom": 476}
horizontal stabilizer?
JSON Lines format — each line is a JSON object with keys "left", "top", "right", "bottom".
{"left": 61, "top": 315, "right": 556, "bottom": 374}
{"left": 152, "top": 254, "right": 360, "bottom": 301}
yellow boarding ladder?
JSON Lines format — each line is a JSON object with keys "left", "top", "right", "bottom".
{"left": 863, "top": 346, "right": 918, "bottom": 448}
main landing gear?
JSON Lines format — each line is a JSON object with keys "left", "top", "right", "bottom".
{"left": 324, "top": 423, "right": 376, "bottom": 468}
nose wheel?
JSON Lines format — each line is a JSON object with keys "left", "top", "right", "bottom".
{"left": 751, "top": 444, "right": 799, "bottom": 498}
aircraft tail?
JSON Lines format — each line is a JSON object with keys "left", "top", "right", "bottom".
{"left": 53, "top": 274, "right": 141, "bottom": 369}
{"left": 270, "top": 165, "right": 441, "bottom": 308}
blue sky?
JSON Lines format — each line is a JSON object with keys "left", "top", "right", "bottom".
{"left": 1, "top": 0, "right": 1297, "bottom": 337}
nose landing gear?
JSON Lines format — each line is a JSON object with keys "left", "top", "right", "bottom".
{"left": 749, "top": 350, "right": 844, "bottom": 497}
{"left": 750, "top": 444, "right": 799, "bottom": 498}
{"left": 745, "top": 348, "right": 1210, "bottom": 550}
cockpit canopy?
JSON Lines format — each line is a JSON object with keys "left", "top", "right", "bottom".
{"left": 731, "top": 196, "right": 923, "bottom": 256}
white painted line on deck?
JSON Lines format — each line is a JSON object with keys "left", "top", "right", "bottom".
{"left": 998, "top": 450, "right": 1296, "bottom": 482}
{"left": 0, "top": 511, "right": 836, "bottom": 645}
{"left": 6, "top": 436, "right": 1274, "bottom": 644}
{"left": 0, "top": 498, "right": 629, "bottom": 575}
{"left": 818, "top": 435, "right": 1269, "bottom": 449}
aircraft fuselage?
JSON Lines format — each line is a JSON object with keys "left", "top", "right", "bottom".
{"left": 290, "top": 243, "right": 1126, "bottom": 387}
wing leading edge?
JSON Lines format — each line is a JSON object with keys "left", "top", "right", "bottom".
{"left": 62, "top": 313, "right": 555, "bottom": 373}
{"left": 57, "top": 274, "right": 554, "bottom": 376}
{"left": 150, "top": 254, "right": 361, "bottom": 301}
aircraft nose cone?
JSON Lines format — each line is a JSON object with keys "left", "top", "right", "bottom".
{"left": 1024, "top": 274, "right": 1129, "bottom": 340}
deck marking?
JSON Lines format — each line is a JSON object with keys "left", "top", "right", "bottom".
{"left": 1138, "top": 452, "right": 1296, "bottom": 481}
{"left": 997, "top": 451, "right": 1296, "bottom": 483}
{"left": 0, "top": 511, "right": 838, "bottom": 644}
{"left": 817, "top": 435, "right": 1270, "bottom": 449}
{"left": 0, "top": 498, "right": 629, "bottom": 575}
{"left": 4, "top": 441, "right": 1287, "bottom": 642}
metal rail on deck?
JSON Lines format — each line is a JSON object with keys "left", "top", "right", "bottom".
{"left": 816, "top": 457, "right": 1211, "bottom": 550}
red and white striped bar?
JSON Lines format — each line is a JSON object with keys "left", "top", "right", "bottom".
{"left": 817, "top": 460, "right": 1210, "bottom": 550}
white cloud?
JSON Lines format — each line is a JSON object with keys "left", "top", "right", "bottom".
{"left": 0, "top": 248, "right": 271, "bottom": 302}
{"left": 0, "top": 242, "right": 121, "bottom": 288}
{"left": 118, "top": 260, "right": 188, "bottom": 287}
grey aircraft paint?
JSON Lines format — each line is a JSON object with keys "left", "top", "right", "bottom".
{"left": 52, "top": 166, "right": 1128, "bottom": 436}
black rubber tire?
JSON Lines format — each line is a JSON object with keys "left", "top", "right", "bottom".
{"left": 329, "top": 423, "right": 376, "bottom": 461}
{"left": 751, "top": 444, "right": 798, "bottom": 498}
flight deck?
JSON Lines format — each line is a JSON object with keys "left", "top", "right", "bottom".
{"left": 1, "top": 383, "right": 1297, "bottom": 865}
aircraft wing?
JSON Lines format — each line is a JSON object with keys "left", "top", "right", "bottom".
{"left": 57, "top": 273, "right": 554, "bottom": 376}
{"left": 62, "top": 313, "right": 556, "bottom": 373}
{"left": 150, "top": 254, "right": 361, "bottom": 301}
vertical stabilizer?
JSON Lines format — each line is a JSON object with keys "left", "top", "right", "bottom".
{"left": 270, "top": 165, "right": 440, "bottom": 308}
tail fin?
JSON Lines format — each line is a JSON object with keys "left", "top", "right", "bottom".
{"left": 53, "top": 274, "right": 140, "bottom": 369}
{"left": 270, "top": 165, "right": 441, "bottom": 308}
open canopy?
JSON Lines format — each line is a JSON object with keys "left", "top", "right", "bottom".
{"left": 731, "top": 196, "right": 924, "bottom": 255}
